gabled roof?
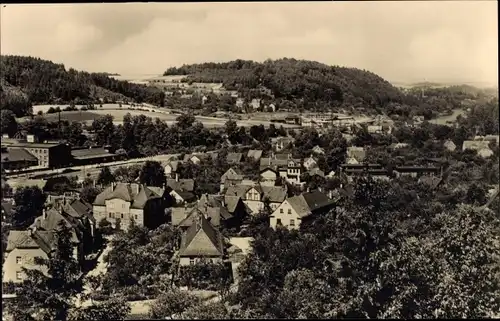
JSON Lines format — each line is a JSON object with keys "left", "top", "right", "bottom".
{"left": 31, "top": 208, "right": 80, "bottom": 243}
{"left": 224, "top": 195, "right": 241, "bottom": 213}
{"left": 221, "top": 168, "right": 244, "bottom": 183}
{"left": 308, "top": 168, "right": 325, "bottom": 177}
{"left": 225, "top": 185, "right": 253, "bottom": 198}
{"left": 2, "top": 201, "right": 13, "bottom": 217}
{"left": 287, "top": 190, "right": 335, "bottom": 218}
{"left": 172, "top": 190, "right": 197, "bottom": 203}
{"left": 261, "top": 185, "right": 287, "bottom": 203}
{"left": 179, "top": 215, "right": 224, "bottom": 257}
{"left": 166, "top": 178, "right": 195, "bottom": 192}
{"left": 226, "top": 153, "right": 243, "bottom": 164}
{"left": 1, "top": 148, "right": 38, "bottom": 163}
{"left": 6, "top": 230, "right": 56, "bottom": 254}
{"left": 312, "top": 145, "right": 325, "bottom": 154}
{"left": 63, "top": 199, "right": 94, "bottom": 223}
{"left": 93, "top": 183, "right": 164, "bottom": 209}
{"left": 247, "top": 150, "right": 263, "bottom": 161}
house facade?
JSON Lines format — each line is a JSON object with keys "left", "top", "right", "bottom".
{"left": 93, "top": 182, "right": 167, "bottom": 230}
{"left": 3, "top": 230, "right": 53, "bottom": 284}
{"left": 270, "top": 190, "right": 335, "bottom": 230}
{"left": 225, "top": 184, "right": 287, "bottom": 215}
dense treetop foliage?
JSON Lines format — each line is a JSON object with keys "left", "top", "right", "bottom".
{"left": 0, "top": 55, "right": 165, "bottom": 116}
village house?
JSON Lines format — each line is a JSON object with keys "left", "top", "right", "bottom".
{"left": 226, "top": 152, "right": 243, "bottom": 164}
{"left": 312, "top": 145, "right": 325, "bottom": 155}
{"left": 183, "top": 152, "right": 218, "bottom": 165}
{"left": 443, "top": 140, "right": 457, "bottom": 151}
{"left": 235, "top": 98, "right": 245, "bottom": 109}
{"left": 246, "top": 149, "right": 263, "bottom": 162}
{"left": 171, "top": 194, "right": 246, "bottom": 231}
{"left": 29, "top": 208, "right": 87, "bottom": 263}
{"left": 347, "top": 146, "right": 366, "bottom": 164}
{"left": 473, "top": 135, "right": 500, "bottom": 144}
{"left": 271, "top": 137, "right": 295, "bottom": 152}
{"left": 270, "top": 190, "right": 335, "bottom": 230}
{"left": 93, "top": 182, "right": 168, "bottom": 230}
{"left": 163, "top": 160, "right": 183, "bottom": 178}
{"left": 178, "top": 215, "right": 225, "bottom": 266}
{"left": 220, "top": 167, "right": 244, "bottom": 192}
{"left": 3, "top": 230, "right": 56, "bottom": 283}
{"left": 307, "top": 167, "right": 325, "bottom": 179}
{"left": 250, "top": 98, "right": 261, "bottom": 110}
{"left": 166, "top": 175, "right": 196, "bottom": 205}
{"left": 260, "top": 153, "right": 303, "bottom": 184}
{"left": 303, "top": 155, "right": 319, "bottom": 171}
{"left": 462, "top": 140, "right": 494, "bottom": 158}
{"left": 225, "top": 183, "right": 287, "bottom": 214}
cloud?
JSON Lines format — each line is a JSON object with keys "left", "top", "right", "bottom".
{"left": 0, "top": 2, "right": 497, "bottom": 85}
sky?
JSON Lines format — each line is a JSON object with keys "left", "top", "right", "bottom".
{"left": 1, "top": 1, "right": 498, "bottom": 86}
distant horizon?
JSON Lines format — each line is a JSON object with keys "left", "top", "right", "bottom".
{"left": 1, "top": 2, "right": 497, "bottom": 87}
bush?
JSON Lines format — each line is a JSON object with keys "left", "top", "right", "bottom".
{"left": 98, "top": 218, "right": 114, "bottom": 235}
{"left": 177, "top": 261, "right": 232, "bottom": 291}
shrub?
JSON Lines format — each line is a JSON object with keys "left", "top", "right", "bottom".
{"left": 177, "top": 260, "right": 233, "bottom": 291}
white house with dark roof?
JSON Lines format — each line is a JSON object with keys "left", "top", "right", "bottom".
{"left": 164, "top": 160, "right": 183, "bottom": 178}
{"left": 178, "top": 215, "right": 225, "bottom": 266}
{"left": 270, "top": 190, "right": 335, "bottom": 230}
{"left": 92, "top": 182, "right": 167, "bottom": 230}
{"left": 3, "top": 230, "right": 55, "bottom": 283}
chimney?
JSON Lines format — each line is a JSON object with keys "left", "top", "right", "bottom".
{"left": 111, "top": 182, "right": 116, "bottom": 191}
{"left": 42, "top": 209, "right": 47, "bottom": 220}
{"left": 306, "top": 187, "right": 310, "bottom": 193}
{"left": 133, "top": 183, "right": 140, "bottom": 194}
{"left": 175, "top": 173, "right": 179, "bottom": 182}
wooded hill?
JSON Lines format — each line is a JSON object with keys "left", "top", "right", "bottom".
{"left": 163, "top": 58, "right": 407, "bottom": 110}
{"left": 0, "top": 55, "right": 165, "bottom": 117}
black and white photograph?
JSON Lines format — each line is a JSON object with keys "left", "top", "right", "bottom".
{"left": 1, "top": 1, "right": 499, "bottom": 320}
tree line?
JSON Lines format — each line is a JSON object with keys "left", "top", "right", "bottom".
{"left": 0, "top": 55, "right": 165, "bottom": 117}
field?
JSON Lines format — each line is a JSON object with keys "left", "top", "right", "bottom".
{"left": 20, "top": 107, "right": 301, "bottom": 128}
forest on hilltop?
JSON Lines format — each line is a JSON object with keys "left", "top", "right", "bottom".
{"left": 164, "top": 58, "right": 406, "bottom": 110}
{"left": 0, "top": 55, "right": 165, "bottom": 117}
{"left": 164, "top": 58, "right": 493, "bottom": 116}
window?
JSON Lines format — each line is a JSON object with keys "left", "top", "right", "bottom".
{"left": 190, "top": 258, "right": 195, "bottom": 265}
{"left": 16, "top": 271, "right": 23, "bottom": 280}
{"left": 287, "top": 209, "right": 292, "bottom": 215}
{"left": 276, "top": 219, "right": 282, "bottom": 225}
{"left": 280, "top": 208, "right": 284, "bottom": 214}
{"left": 135, "top": 214, "right": 138, "bottom": 220}
{"left": 16, "top": 256, "right": 22, "bottom": 264}
{"left": 121, "top": 213, "right": 124, "bottom": 219}
{"left": 290, "top": 219, "right": 295, "bottom": 227}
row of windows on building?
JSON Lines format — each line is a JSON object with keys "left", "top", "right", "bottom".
{"left": 107, "top": 212, "right": 139, "bottom": 220}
